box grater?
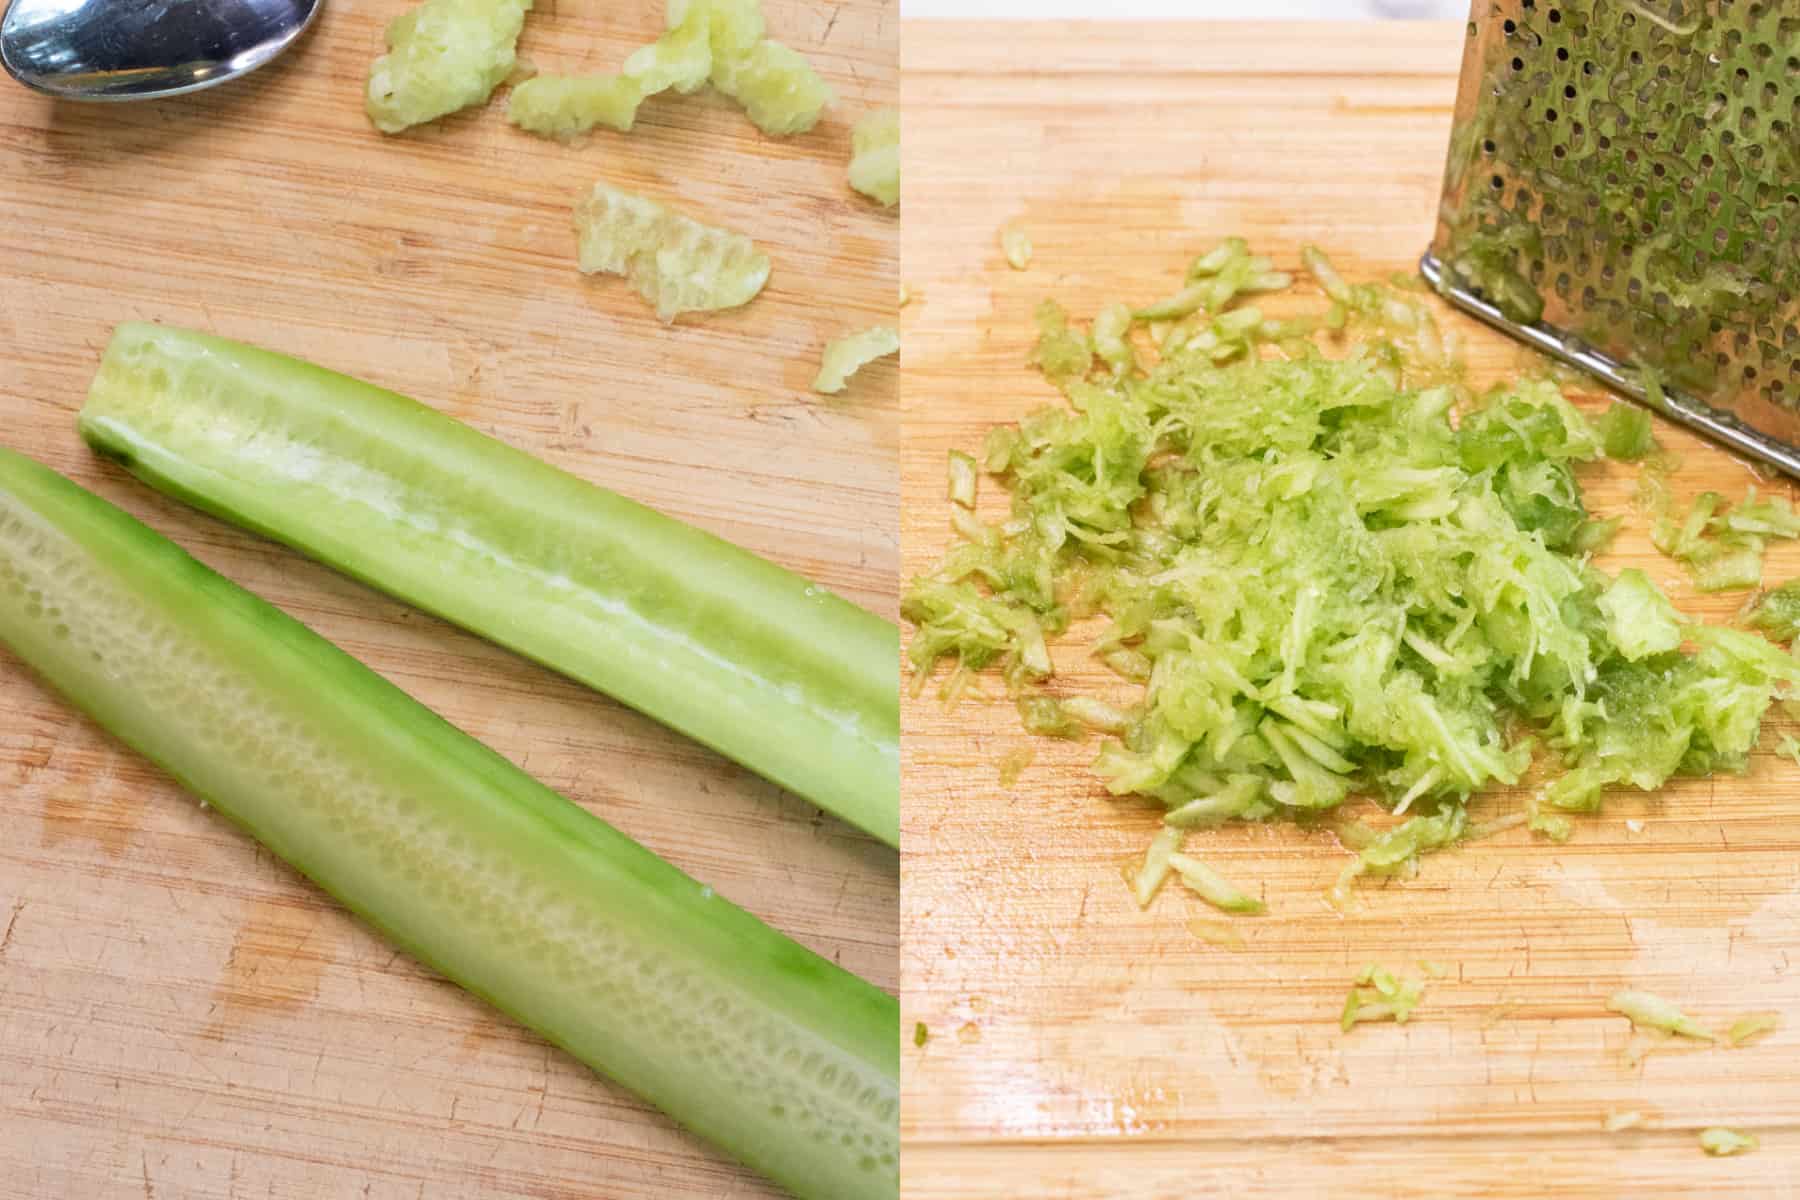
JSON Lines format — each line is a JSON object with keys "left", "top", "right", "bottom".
{"left": 1421, "top": 0, "right": 1800, "bottom": 474}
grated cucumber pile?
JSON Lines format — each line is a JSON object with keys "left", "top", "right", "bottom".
{"left": 904, "top": 241, "right": 1800, "bottom": 903}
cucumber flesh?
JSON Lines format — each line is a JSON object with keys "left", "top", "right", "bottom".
{"left": 79, "top": 324, "right": 900, "bottom": 847}
{"left": 0, "top": 448, "right": 898, "bottom": 1200}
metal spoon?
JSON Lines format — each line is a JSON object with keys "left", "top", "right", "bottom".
{"left": 1, "top": 0, "right": 321, "bottom": 101}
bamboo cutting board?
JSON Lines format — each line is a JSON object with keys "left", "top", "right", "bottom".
{"left": 0, "top": 2, "right": 895, "bottom": 1196}
{"left": 901, "top": 22, "right": 1800, "bottom": 1198}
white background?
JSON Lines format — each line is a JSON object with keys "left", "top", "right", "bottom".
{"left": 899, "top": 0, "right": 1468, "bottom": 18}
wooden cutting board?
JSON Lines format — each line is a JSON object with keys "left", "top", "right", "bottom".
{"left": 0, "top": 2, "right": 895, "bottom": 1196}
{"left": 901, "top": 22, "right": 1800, "bottom": 1197}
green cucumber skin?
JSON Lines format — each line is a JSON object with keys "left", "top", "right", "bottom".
{"left": 0, "top": 448, "right": 898, "bottom": 1200}
{"left": 79, "top": 323, "right": 900, "bottom": 847}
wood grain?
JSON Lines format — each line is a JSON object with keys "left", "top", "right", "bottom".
{"left": 900, "top": 21, "right": 1800, "bottom": 1197}
{"left": 0, "top": 2, "right": 895, "bottom": 1197}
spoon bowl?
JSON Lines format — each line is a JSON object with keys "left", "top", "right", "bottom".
{"left": 1, "top": 0, "right": 321, "bottom": 101}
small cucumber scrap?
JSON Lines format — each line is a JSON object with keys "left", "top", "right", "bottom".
{"left": 1607, "top": 989, "right": 1717, "bottom": 1042}
{"left": 510, "top": 0, "right": 829, "bottom": 142}
{"left": 366, "top": 0, "right": 532, "bottom": 133}
{"left": 1340, "top": 964, "right": 1426, "bottom": 1031}
{"left": 712, "top": 39, "right": 833, "bottom": 136}
{"left": 848, "top": 108, "right": 899, "bottom": 207}
{"left": 633, "top": 0, "right": 768, "bottom": 96}
{"left": 508, "top": 74, "right": 645, "bottom": 140}
{"left": 1699, "top": 1128, "right": 1758, "bottom": 1157}
{"left": 574, "top": 182, "right": 771, "bottom": 321}
{"left": 0, "top": 448, "right": 898, "bottom": 1200}
{"left": 1000, "top": 227, "right": 1032, "bottom": 270}
{"left": 1746, "top": 580, "right": 1800, "bottom": 642}
{"left": 622, "top": 2, "right": 715, "bottom": 95}
{"left": 79, "top": 324, "right": 899, "bottom": 848}
{"left": 814, "top": 327, "right": 899, "bottom": 395}
{"left": 507, "top": 1, "right": 723, "bottom": 141}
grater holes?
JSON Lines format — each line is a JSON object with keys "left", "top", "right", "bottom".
{"left": 1447, "top": 3, "right": 1796, "bottom": 415}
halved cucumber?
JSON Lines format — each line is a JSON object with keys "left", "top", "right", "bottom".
{"left": 0, "top": 448, "right": 897, "bottom": 1200}
{"left": 80, "top": 324, "right": 899, "bottom": 847}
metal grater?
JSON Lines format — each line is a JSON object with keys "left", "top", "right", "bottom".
{"left": 1421, "top": 0, "right": 1800, "bottom": 474}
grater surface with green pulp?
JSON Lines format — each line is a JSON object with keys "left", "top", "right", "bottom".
{"left": 1424, "top": 0, "right": 1800, "bottom": 473}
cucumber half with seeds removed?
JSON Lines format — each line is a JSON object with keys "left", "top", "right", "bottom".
{"left": 79, "top": 324, "right": 900, "bottom": 848}
{"left": 0, "top": 448, "right": 898, "bottom": 1200}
